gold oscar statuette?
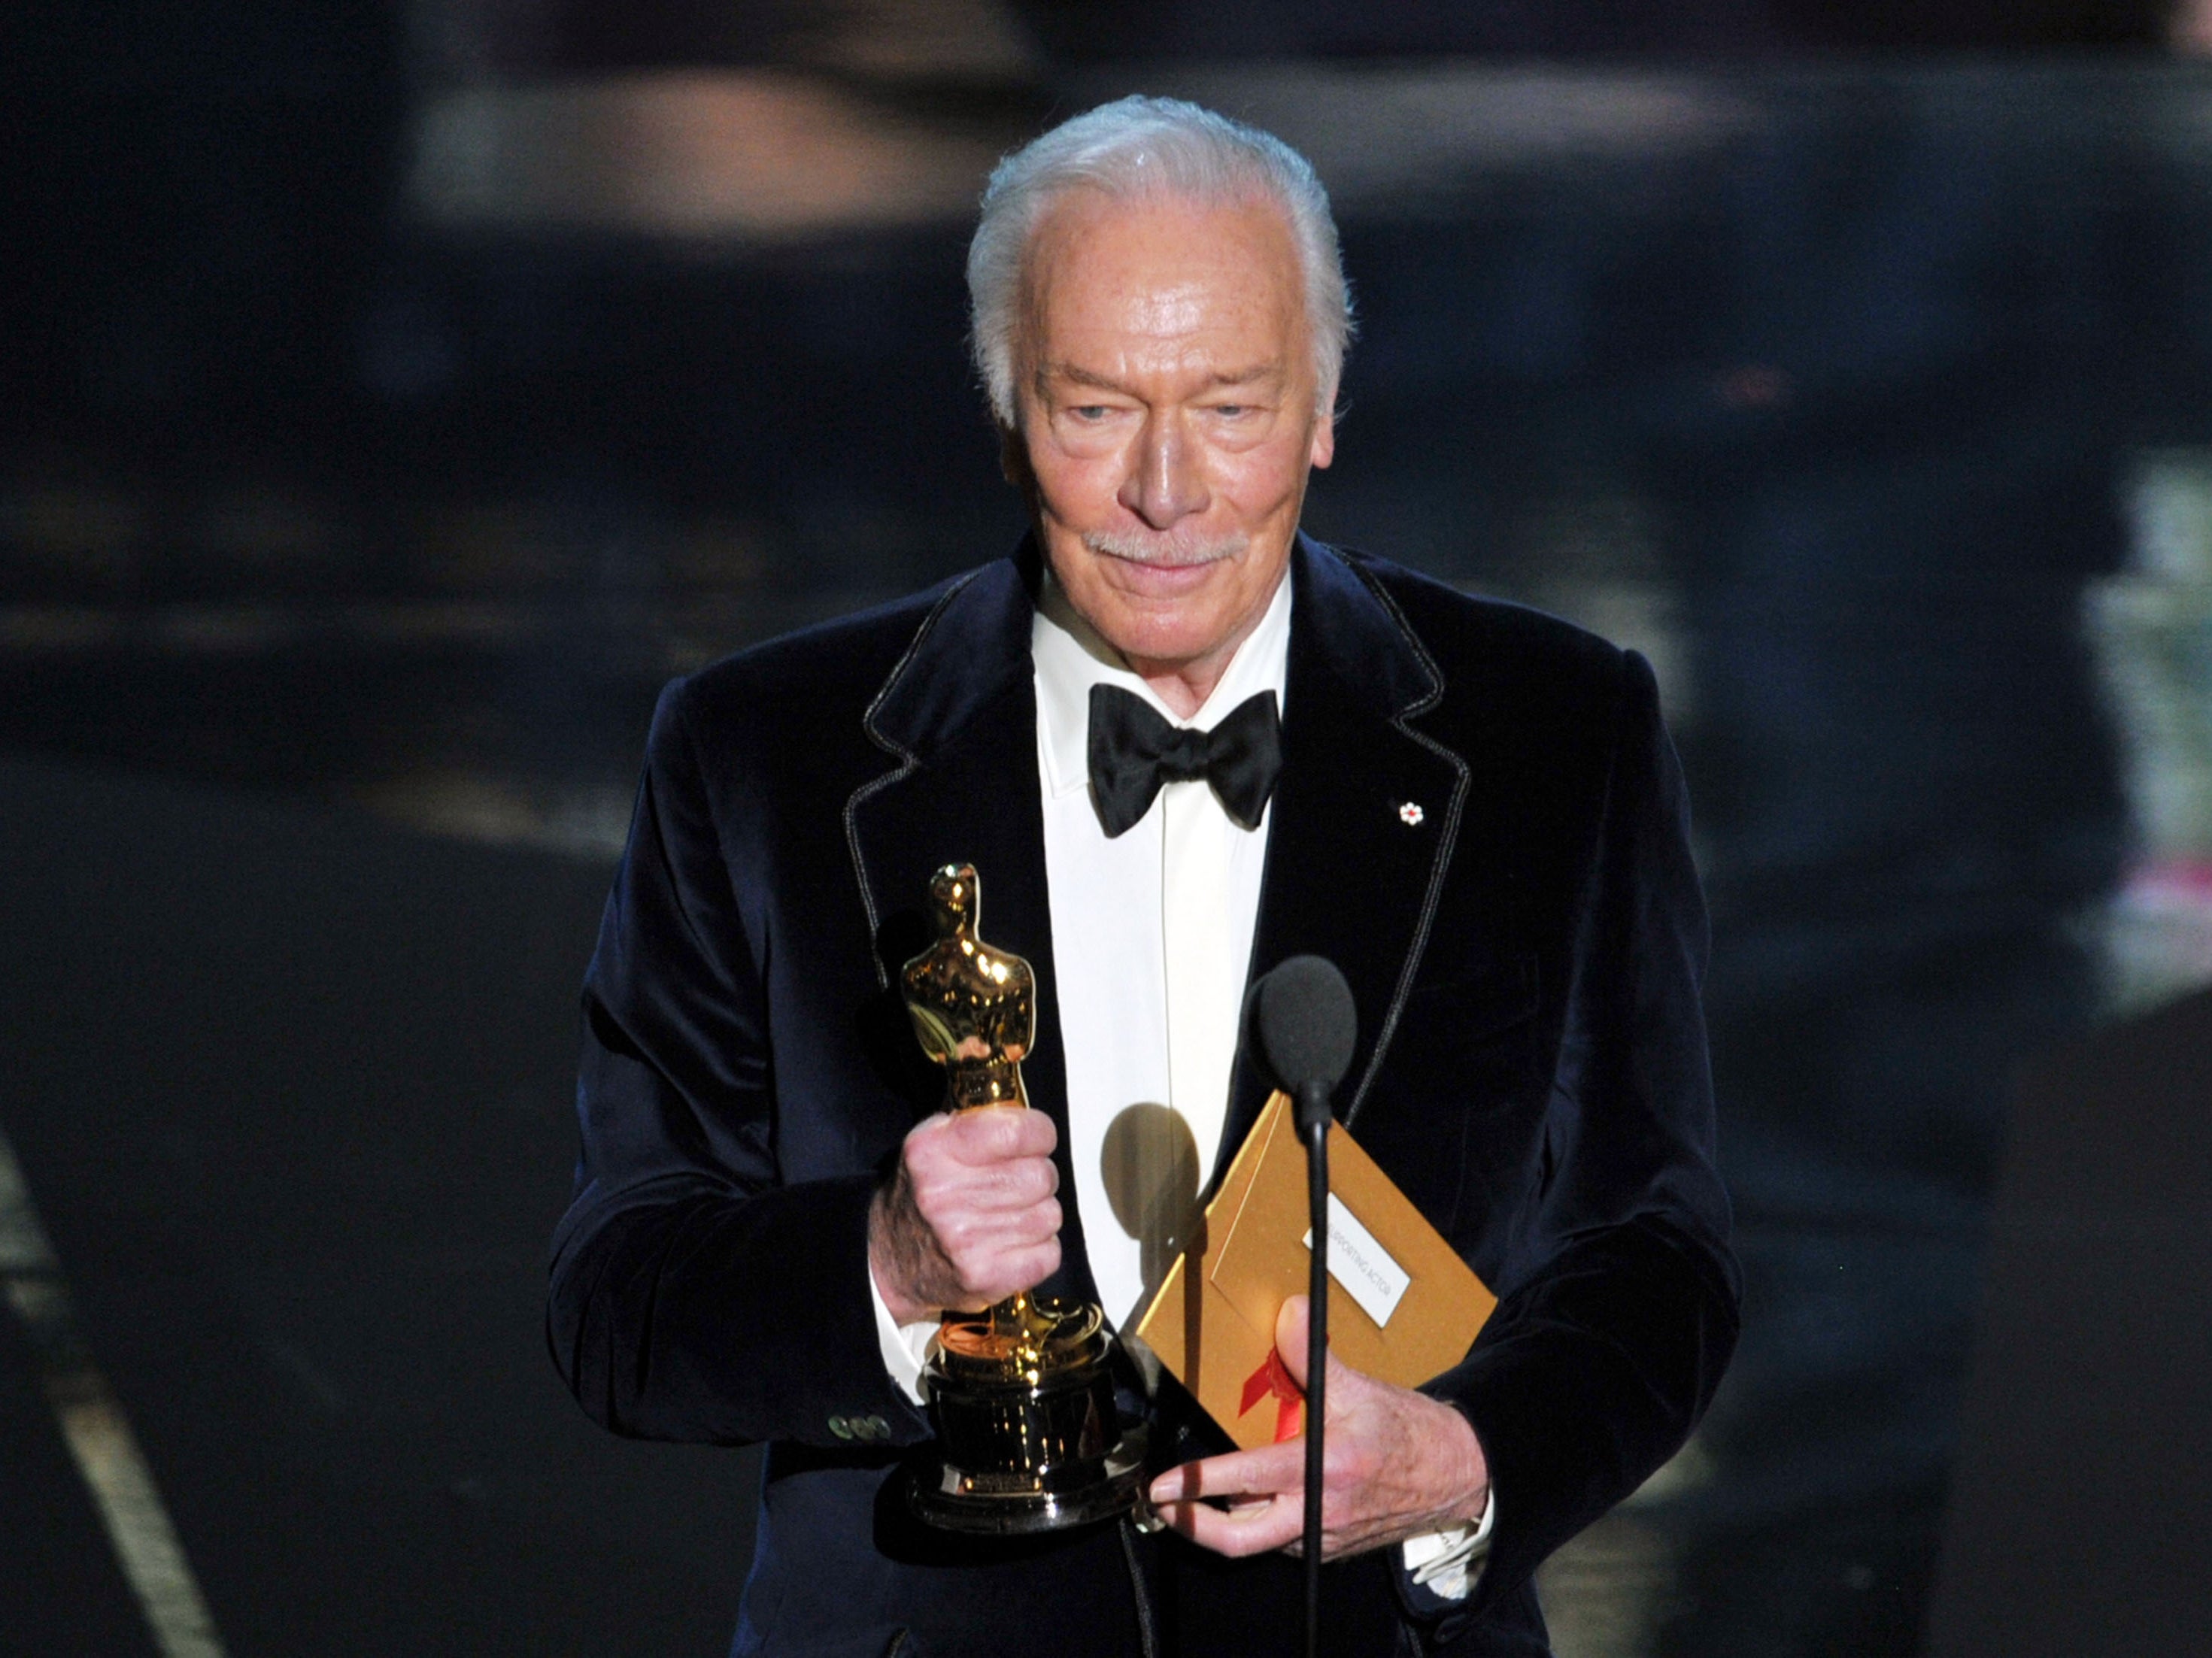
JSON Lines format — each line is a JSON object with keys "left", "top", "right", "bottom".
{"left": 900, "top": 863, "right": 1142, "bottom": 1532}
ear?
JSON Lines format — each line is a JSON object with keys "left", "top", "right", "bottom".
{"left": 1308, "top": 405, "right": 1336, "bottom": 471}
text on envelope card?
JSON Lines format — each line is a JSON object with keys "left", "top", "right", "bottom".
{"left": 1301, "top": 1192, "right": 1412, "bottom": 1329}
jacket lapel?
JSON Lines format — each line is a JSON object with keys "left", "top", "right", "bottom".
{"left": 1215, "top": 536, "right": 1471, "bottom": 1177}
{"left": 842, "top": 547, "right": 1105, "bottom": 1311}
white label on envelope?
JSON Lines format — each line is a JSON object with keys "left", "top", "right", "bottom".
{"left": 1302, "top": 1193, "right": 1411, "bottom": 1329}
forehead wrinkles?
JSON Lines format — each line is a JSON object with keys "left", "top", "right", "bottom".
{"left": 1056, "top": 287, "right": 1275, "bottom": 387}
{"left": 1018, "top": 193, "right": 1303, "bottom": 372}
{"left": 1118, "top": 278, "right": 1212, "bottom": 341}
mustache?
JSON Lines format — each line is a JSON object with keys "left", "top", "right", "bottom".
{"left": 1081, "top": 527, "right": 1251, "bottom": 567}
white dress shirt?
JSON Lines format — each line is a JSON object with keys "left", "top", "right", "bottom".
{"left": 868, "top": 566, "right": 1490, "bottom": 1597}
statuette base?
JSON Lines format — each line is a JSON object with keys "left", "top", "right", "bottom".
{"left": 909, "top": 1301, "right": 1143, "bottom": 1535}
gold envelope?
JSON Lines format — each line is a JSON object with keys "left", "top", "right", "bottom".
{"left": 1129, "top": 1091, "right": 1497, "bottom": 1450}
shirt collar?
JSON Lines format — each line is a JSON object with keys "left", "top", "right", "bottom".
{"left": 1031, "top": 560, "right": 1293, "bottom": 801}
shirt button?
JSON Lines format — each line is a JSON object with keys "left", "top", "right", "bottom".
{"left": 828, "top": 1414, "right": 853, "bottom": 1440}
{"left": 862, "top": 1414, "right": 889, "bottom": 1441}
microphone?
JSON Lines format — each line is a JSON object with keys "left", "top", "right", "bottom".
{"left": 1249, "top": 954, "right": 1358, "bottom": 1138}
{"left": 1246, "top": 956, "right": 1356, "bottom": 1658}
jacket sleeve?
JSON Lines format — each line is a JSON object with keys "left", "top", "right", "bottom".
{"left": 1422, "top": 649, "right": 1740, "bottom": 1627}
{"left": 545, "top": 678, "right": 927, "bottom": 1449}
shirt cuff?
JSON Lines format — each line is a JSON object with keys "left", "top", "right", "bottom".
{"left": 867, "top": 1261, "right": 938, "bottom": 1408}
{"left": 1398, "top": 1488, "right": 1495, "bottom": 1602}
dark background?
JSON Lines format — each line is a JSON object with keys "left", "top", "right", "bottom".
{"left": 8, "top": 3, "right": 2212, "bottom": 1654}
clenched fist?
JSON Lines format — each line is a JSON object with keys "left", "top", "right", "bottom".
{"left": 868, "top": 1105, "right": 1063, "bottom": 1326}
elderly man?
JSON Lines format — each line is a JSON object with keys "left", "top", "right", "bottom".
{"left": 551, "top": 97, "right": 1737, "bottom": 1656}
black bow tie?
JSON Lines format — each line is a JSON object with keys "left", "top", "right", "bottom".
{"left": 1086, "top": 684, "right": 1283, "bottom": 838}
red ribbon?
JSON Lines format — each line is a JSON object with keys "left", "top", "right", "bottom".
{"left": 1237, "top": 1348, "right": 1305, "bottom": 1443}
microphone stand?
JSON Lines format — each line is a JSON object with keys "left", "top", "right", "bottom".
{"left": 1294, "top": 1081, "right": 1332, "bottom": 1658}
{"left": 1246, "top": 953, "right": 1356, "bottom": 1658}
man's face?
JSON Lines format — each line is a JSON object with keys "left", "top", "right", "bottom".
{"left": 1010, "top": 190, "right": 1334, "bottom": 690}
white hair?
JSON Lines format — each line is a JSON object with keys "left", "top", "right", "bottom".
{"left": 966, "top": 95, "right": 1354, "bottom": 429}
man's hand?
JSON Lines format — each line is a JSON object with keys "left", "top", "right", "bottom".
{"left": 1148, "top": 1296, "right": 1491, "bottom": 1561}
{"left": 868, "top": 1105, "right": 1063, "bottom": 1325}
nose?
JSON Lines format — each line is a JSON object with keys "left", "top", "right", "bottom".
{"left": 1117, "top": 410, "right": 1209, "bottom": 531}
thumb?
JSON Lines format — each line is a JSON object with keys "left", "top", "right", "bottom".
{"left": 1273, "top": 1294, "right": 1354, "bottom": 1397}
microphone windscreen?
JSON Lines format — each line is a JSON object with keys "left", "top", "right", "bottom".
{"left": 1249, "top": 955, "right": 1358, "bottom": 1093}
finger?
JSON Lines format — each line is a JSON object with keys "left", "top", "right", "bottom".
{"left": 960, "top": 1155, "right": 1060, "bottom": 1211}
{"left": 933, "top": 1205, "right": 1063, "bottom": 1284}
{"left": 1030, "top": 1195, "right": 1064, "bottom": 1241}
{"left": 909, "top": 1162, "right": 1057, "bottom": 1236}
{"left": 956, "top": 1240, "right": 1060, "bottom": 1307}
{"left": 899, "top": 1116, "right": 969, "bottom": 1187}
{"left": 941, "top": 1191, "right": 1061, "bottom": 1246}
{"left": 945, "top": 1105, "right": 1057, "bottom": 1165}
{"left": 1273, "top": 1294, "right": 1361, "bottom": 1402}
{"left": 985, "top": 1195, "right": 1061, "bottom": 1247}
{"left": 1148, "top": 1444, "right": 1304, "bottom": 1508}
{"left": 896, "top": 1121, "right": 945, "bottom": 1182}
{"left": 1155, "top": 1492, "right": 1303, "bottom": 1558}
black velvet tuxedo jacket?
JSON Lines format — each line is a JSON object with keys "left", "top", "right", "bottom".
{"left": 549, "top": 535, "right": 1739, "bottom": 1657}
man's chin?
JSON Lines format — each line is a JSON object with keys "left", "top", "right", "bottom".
{"left": 1085, "top": 596, "right": 1241, "bottom": 673}
{"left": 1045, "top": 527, "right": 1285, "bottom": 668}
